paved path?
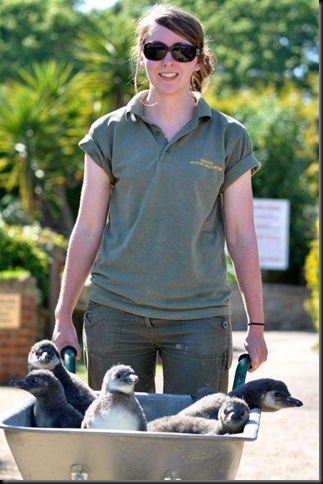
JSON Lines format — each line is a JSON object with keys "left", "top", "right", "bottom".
{"left": 0, "top": 331, "right": 319, "bottom": 481}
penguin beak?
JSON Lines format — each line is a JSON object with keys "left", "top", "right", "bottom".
{"left": 128, "top": 374, "right": 139, "bottom": 384}
{"left": 9, "top": 378, "right": 28, "bottom": 389}
{"left": 39, "top": 352, "right": 51, "bottom": 363}
{"left": 285, "top": 396, "right": 303, "bottom": 407}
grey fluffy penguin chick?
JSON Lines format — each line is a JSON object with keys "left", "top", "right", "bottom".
{"left": 180, "top": 392, "right": 228, "bottom": 420}
{"left": 179, "top": 393, "right": 254, "bottom": 422}
{"left": 28, "top": 339, "right": 97, "bottom": 415}
{"left": 228, "top": 378, "right": 303, "bottom": 411}
{"left": 81, "top": 363, "right": 147, "bottom": 430}
{"left": 148, "top": 397, "right": 250, "bottom": 435}
{"left": 9, "top": 369, "right": 83, "bottom": 428}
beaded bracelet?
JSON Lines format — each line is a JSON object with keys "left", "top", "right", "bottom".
{"left": 247, "top": 322, "right": 265, "bottom": 326}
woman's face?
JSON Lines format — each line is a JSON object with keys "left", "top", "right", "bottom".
{"left": 140, "top": 23, "right": 200, "bottom": 96}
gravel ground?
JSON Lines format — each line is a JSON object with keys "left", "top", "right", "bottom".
{"left": 0, "top": 330, "right": 320, "bottom": 481}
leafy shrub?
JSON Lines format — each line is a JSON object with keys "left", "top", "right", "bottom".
{"left": 0, "top": 219, "right": 67, "bottom": 305}
{"left": 206, "top": 85, "right": 318, "bottom": 285}
{"left": 304, "top": 218, "right": 319, "bottom": 334}
{"left": 0, "top": 269, "right": 31, "bottom": 279}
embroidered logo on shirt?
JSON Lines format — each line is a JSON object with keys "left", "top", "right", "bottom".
{"left": 190, "top": 159, "right": 223, "bottom": 171}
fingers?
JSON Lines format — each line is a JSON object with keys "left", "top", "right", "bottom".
{"left": 248, "top": 356, "right": 260, "bottom": 372}
{"left": 247, "top": 351, "right": 268, "bottom": 372}
{"left": 244, "top": 333, "right": 268, "bottom": 373}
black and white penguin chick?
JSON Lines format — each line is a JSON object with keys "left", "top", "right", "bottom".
{"left": 148, "top": 397, "right": 250, "bottom": 435}
{"left": 28, "top": 339, "right": 97, "bottom": 415}
{"left": 9, "top": 369, "right": 83, "bottom": 428}
{"left": 228, "top": 378, "right": 303, "bottom": 412}
{"left": 81, "top": 364, "right": 147, "bottom": 431}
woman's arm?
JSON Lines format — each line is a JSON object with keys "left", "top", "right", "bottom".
{"left": 223, "top": 170, "right": 268, "bottom": 371}
{"left": 52, "top": 154, "right": 112, "bottom": 358}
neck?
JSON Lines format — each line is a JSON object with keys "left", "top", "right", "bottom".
{"left": 143, "top": 90, "right": 197, "bottom": 138}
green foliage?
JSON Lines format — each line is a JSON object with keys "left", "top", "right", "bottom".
{"left": 0, "top": 0, "right": 85, "bottom": 82}
{"left": 203, "top": 0, "right": 318, "bottom": 94}
{"left": 0, "top": 61, "right": 90, "bottom": 233}
{"left": 304, "top": 218, "right": 319, "bottom": 333}
{"left": 1, "top": 0, "right": 318, "bottom": 95}
{"left": 0, "top": 219, "right": 67, "bottom": 305}
{"left": 111, "top": 0, "right": 319, "bottom": 95}
{"left": 205, "top": 83, "right": 318, "bottom": 284}
{"left": 74, "top": 13, "right": 135, "bottom": 112}
{"left": 0, "top": 193, "right": 30, "bottom": 225}
{"left": 0, "top": 269, "right": 31, "bottom": 279}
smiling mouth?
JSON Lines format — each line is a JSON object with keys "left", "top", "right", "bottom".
{"left": 159, "top": 73, "right": 178, "bottom": 79}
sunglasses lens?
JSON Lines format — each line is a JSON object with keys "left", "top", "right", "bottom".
{"left": 143, "top": 43, "right": 198, "bottom": 62}
{"left": 172, "top": 45, "right": 197, "bottom": 62}
{"left": 143, "top": 43, "right": 167, "bottom": 61}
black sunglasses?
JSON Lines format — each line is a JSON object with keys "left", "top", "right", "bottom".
{"left": 143, "top": 42, "right": 200, "bottom": 63}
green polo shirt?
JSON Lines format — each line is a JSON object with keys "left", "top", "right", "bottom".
{"left": 78, "top": 90, "right": 260, "bottom": 319}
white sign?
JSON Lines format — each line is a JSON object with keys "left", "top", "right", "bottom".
{"left": 253, "top": 198, "right": 290, "bottom": 270}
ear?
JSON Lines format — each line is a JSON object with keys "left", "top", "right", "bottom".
{"left": 139, "top": 52, "right": 146, "bottom": 68}
{"left": 194, "top": 59, "right": 201, "bottom": 72}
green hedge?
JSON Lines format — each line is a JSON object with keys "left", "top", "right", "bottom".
{"left": 304, "top": 218, "right": 319, "bottom": 334}
{"left": 0, "top": 220, "right": 67, "bottom": 305}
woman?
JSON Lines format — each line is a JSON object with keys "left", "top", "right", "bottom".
{"left": 52, "top": 3, "right": 268, "bottom": 394}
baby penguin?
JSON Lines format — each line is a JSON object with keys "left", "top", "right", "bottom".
{"left": 9, "top": 369, "right": 83, "bottom": 428}
{"left": 81, "top": 363, "right": 147, "bottom": 431}
{"left": 191, "top": 378, "right": 303, "bottom": 414}
{"left": 228, "top": 378, "right": 303, "bottom": 412}
{"left": 28, "top": 339, "right": 97, "bottom": 415}
{"left": 148, "top": 397, "right": 250, "bottom": 435}
{"left": 180, "top": 392, "right": 228, "bottom": 420}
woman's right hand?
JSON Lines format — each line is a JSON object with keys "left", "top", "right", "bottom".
{"left": 51, "top": 319, "right": 82, "bottom": 360}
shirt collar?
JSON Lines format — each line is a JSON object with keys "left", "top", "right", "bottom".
{"left": 125, "top": 90, "right": 212, "bottom": 122}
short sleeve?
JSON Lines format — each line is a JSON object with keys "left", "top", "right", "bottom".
{"left": 220, "top": 123, "right": 260, "bottom": 192}
{"left": 79, "top": 133, "right": 115, "bottom": 183}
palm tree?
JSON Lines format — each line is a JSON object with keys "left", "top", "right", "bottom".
{"left": 0, "top": 61, "right": 91, "bottom": 232}
{"left": 74, "top": 13, "right": 136, "bottom": 113}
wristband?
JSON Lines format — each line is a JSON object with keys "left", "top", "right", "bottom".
{"left": 247, "top": 322, "right": 265, "bottom": 326}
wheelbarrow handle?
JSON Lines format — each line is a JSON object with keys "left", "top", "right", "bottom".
{"left": 232, "top": 353, "right": 251, "bottom": 389}
{"left": 61, "top": 346, "right": 77, "bottom": 373}
{"left": 60, "top": 348, "right": 251, "bottom": 386}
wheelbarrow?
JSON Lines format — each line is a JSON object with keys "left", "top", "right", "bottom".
{"left": 0, "top": 352, "right": 261, "bottom": 481}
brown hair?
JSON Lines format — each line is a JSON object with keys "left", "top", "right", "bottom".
{"left": 130, "top": 3, "right": 216, "bottom": 93}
